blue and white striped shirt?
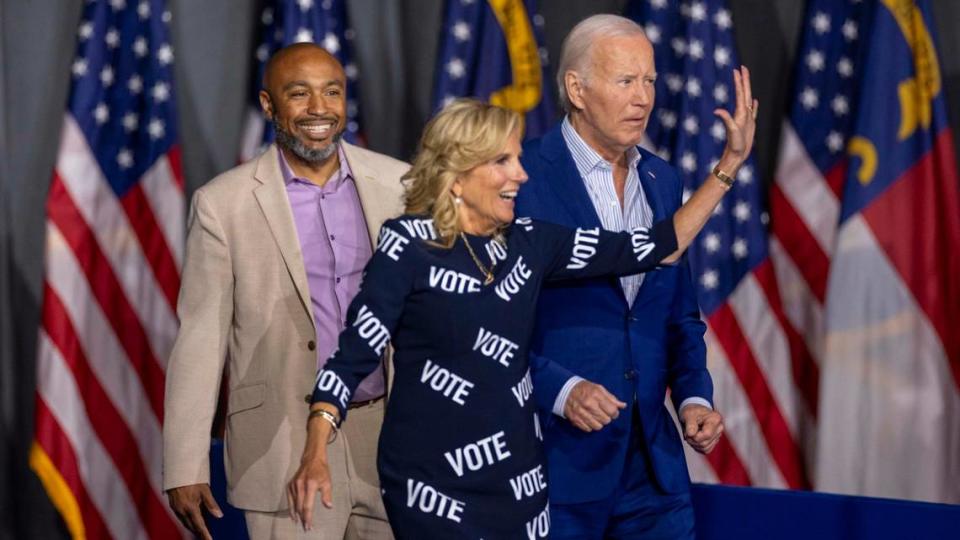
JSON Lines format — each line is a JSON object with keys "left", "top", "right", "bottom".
{"left": 552, "top": 117, "right": 711, "bottom": 418}
{"left": 561, "top": 117, "right": 654, "bottom": 306}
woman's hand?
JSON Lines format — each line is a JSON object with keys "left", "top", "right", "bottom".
{"left": 287, "top": 449, "right": 334, "bottom": 531}
{"left": 714, "top": 65, "right": 759, "bottom": 173}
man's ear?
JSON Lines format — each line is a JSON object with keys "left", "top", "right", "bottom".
{"left": 258, "top": 90, "right": 274, "bottom": 120}
{"left": 565, "top": 71, "right": 586, "bottom": 111}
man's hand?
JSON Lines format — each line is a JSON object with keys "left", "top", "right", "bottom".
{"left": 167, "top": 483, "right": 223, "bottom": 540}
{"left": 680, "top": 404, "right": 724, "bottom": 454}
{"left": 564, "top": 380, "right": 627, "bottom": 432}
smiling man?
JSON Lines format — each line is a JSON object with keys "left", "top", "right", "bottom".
{"left": 163, "top": 43, "right": 408, "bottom": 540}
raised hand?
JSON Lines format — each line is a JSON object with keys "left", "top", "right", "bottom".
{"left": 714, "top": 65, "right": 759, "bottom": 173}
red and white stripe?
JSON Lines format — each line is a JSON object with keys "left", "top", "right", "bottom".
{"left": 33, "top": 114, "right": 186, "bottom": 538}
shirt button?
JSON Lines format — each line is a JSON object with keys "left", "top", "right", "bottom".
{"left": 624, "top": 369, "right": 637, "bottom": 380}
{"left": 335, "top": 277, "right": 342, "bottom": 284}
{"left": 330, "top": 234, "right": 335, "bottom": 241}
{"left": 307, "top": 340, "right": 316, "bottom": 351}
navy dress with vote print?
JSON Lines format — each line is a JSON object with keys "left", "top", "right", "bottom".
{"left": 311, "top": 214, "right": 677, "bottom": 539}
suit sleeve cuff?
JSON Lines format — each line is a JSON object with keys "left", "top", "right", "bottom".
{"left": 678, "top": 396, "right": 712, "bottom": 413}
{"left": 553, "top": 376, "right": 585, "bottom": 418}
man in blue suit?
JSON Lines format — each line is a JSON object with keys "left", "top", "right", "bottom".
{"left": 517, "top": 14, "right": 757, "bottom": 539}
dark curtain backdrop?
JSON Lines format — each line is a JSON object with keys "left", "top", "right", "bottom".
{"left": 2, "top": 1, "right": 959, "bottom": 538}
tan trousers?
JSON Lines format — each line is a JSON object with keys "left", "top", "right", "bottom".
{"left": 245, "top": 399, "right": 393, "bottom": 540}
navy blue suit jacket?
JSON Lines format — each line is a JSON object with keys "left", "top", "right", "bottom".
{"left": 518, "top": 124, "right": 712, "bottom": 504}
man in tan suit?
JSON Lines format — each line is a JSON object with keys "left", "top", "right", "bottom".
{"left": 163, "top": 43, "right": 407, "bottom": 539}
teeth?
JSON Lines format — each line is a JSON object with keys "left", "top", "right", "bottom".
{"left": 499, "top": 191, "right": 517, "bottom": 200}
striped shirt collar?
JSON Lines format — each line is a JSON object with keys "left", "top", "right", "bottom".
{"left": 560, "top": 116, "right": 641, "bottom": 178}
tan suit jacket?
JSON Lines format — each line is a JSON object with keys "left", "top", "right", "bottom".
{"left": 163, "top": 143, "right": 407, "bottom": 511}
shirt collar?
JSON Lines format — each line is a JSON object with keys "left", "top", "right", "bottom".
{"left": 277, "top": 143, "right": 353, "bottom": 189}
{"left": 560, "top": 116, "right": 641, "bottom": 178}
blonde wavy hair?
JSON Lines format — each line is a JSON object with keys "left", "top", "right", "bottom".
{"left": 403, "top": 98, "right": 523, "bottom": 248}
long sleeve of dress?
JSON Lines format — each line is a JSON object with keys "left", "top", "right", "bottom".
{"left": 311, "top": 219, "right": 415, "bottom": 420}
{"left": 535, "top": 217, "right": 679, "bottom": 282}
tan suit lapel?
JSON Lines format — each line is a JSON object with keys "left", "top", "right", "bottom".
{"left": 342, "top": 141, "right": 394, "bottom": 248}
{"left": 252, "top": 145, "right": 315, "bottom": 327}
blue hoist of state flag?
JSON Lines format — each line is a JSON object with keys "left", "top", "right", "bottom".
{"left": 240, "top": 0, "right": 364, "bottom": 162}
{"left": 433, "top": 0, "right": 556, "bottom": 138}
{"left": 627, "top": 0, "right": 816, "bottom": 492}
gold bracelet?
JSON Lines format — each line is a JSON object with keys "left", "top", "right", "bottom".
{"left": 712, "top": 166, "right": 735, "bottom": 189}
{"left": 308, "top": 408, "right": 341, "bottom": 430}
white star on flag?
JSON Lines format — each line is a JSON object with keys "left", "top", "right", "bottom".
{"left": 453, "top": 21, "right": 471, "bottom": 41}
{"left": 826, "top": 131, "right": 844, "bottom": 152}
{"left": 138, "top": 1, "right": 150, "bottom": 19}
{"left": 837, "top": 57, "right": 854, "bottom": 78}
{"left": 681, "top": 151, "right": 698, "bottom": 173}
{"left": 731, "top": 238, "right": 748, "bottom": 259}
{"left": 701, "top": 270, "right": 719, "bottom": 290}
{"left": 117, "top": 148, "right": 133, "bottom": 169}
{"left": 800, "top": 87, "right": 820, "bottom": 109}
{"left": 297, "top": 0, "right": 314, "bottom": 10}
{"left": 690, "top": 2, "right": 707, "bottom": 22}
{"left": 94, "top": 103, "right": 109, "bottom": 124}
{"left": 683, "top": 115, "right": 699, "bottom": 135}
{"left": 831, "top": 95, "right": 849, "bottom": 116}
{"left": 733, "top": 200, "right": 751, "bottom": 222}
{"left": 842, "top": 19, "right": 858, "bottom": 41}
{"left": 703, "top": 233, "right": 721, "bottom": 253}
{"left": 812, "top": 12, "right": 831, "bottom": 34}
{"left": 447, "top": 58, "right": 465, "bottom": 79}
{"left": 128, "top": 75, "right": 143, "bottom": 94}
{"left": 294, "top": 28, "right": 313, "bottom": 43}
{"left": 737, "top": 164, "right": 753, "bottom": 184}
{"left": 100, "top": 66, "right": 114, "bottom": 86}
{"left": 645, "top": 24, "right": 661, "bottom": 43}
{"left": 148, "top": 118, "right": 165, "bottom": 139}
{"left": 133, "top": 37, "right": 148, "bottom": 57}
{"left": 322, "top": 32, "right": 341, "bottom": 54}
{"left": 72, "top": 58, "right": 88, "bottom": 77}
{"left": 710, "top": 120, "right": 725, "bottom": 142}
{"left": 671, "top": 37, "right": 687, "bottom": 56}
{"left": 79, "top": 22, "right": 94, "bottom": 40}
{"left": 152, "top": 82, "right": 170, "bottom": 102}
{"left": 689, "top": 39, "right": 704, "bottom": 60}
{"left": 157, "top": 44, "right": 173, "bottom": 65}
{"left": 713, "top": 83, "right": 728, "bottom": 103}
{"left": 714, "top": 8, "right": 732, "bottom": 30}
{"left": 659, "top": 110, "right": 677, "bottom": 129}
{"left": 666, "top": 74, "right": 684, "bottom": 93}
{"left": 806, "top": 50, "right": 825, "bottom": 72}
{"left": 122, "top": 112, "right": 138, "bottom": 132}
{"left": 714, "top": 46, "right": 730, "bottom": 68}
{"left": 686, "top": 77, "right": 702, "bottom": 97}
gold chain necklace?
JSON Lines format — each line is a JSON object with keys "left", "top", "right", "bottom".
{"left": 460, "top": 232, "right": 497, "bottom": 285}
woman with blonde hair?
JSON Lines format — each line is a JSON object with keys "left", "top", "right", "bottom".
{"left": 288, "top": 95, "right": 754, "bottom": 538}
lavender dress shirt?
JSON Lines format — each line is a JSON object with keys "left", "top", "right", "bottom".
{"left": 280, "top": 146, "right": 384, "bottom": 401}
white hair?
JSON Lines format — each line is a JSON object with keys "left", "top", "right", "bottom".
{"left": 556, "top": 14, "right": 648, "bottom": 112}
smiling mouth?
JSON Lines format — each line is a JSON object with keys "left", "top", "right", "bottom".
{"left": 499, "top": 190, "right": 518, "bottom": 201}
{"left": 298, "top": 121, "right": 336, "bottom": 138}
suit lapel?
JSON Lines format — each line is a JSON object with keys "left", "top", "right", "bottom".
{"left": 341, "top": 142, "right": 391, "bottom": 249}
{"left": 540, "top": 128, "right": 603, "bottom": 229}
{"left": 252, "top": 145, "right": 315, "bottom": 327}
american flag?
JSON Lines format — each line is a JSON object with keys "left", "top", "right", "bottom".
{"left": 784, "top": 0, "right": 960, "bottom": 503}
{"left": 30, "top": 0, "right": 185, "bottom": 538}
{"left": 433, "top": 0, "right": 556, "bottom": 138}
{"left": 239, "top": 0, "right": 364, "bottom": 162}
{"left": 627, "top": 0, "right": 815, "bottom": 489}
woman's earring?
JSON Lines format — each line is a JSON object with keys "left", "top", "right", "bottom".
{"left": 454, "top": 196, "right": 463, "bottom": 205}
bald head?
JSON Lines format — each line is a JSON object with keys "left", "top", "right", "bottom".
{"left": 262, "top": 43, "right": 345, "bottom": 95}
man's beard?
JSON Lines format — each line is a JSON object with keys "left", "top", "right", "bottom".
{"left": 273, "top": 121, "right": 342, "bottom": 164}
